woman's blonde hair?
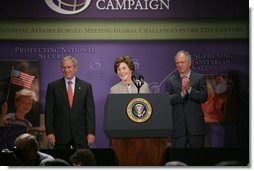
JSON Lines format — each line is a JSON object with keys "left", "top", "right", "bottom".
{"left": 15, "top": 89, "right": 37, "bottom": 102}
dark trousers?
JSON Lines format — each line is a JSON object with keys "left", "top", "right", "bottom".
{"left": 172, "top": 135, "right": 205, "bottom": 148}
{"left": 54, "top": 139, "right": 88, "bottom": 150}
{"left": 54, "top": 144, "right": 88, "bottom": 150}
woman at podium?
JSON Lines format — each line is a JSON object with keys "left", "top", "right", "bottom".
{"left": 109, "top": 55, "right": 150, "bottom": 94}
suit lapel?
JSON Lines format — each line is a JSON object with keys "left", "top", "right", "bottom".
{"left": 174, "top": 73, "right": 182, "bottom": 92}
{"left": 59, "top": 78, "right": 70, "bottom": 107}
{"left": 72, "top": 78, "right": 82, "bottom": 109}
{"left": 189, "top": 71, "right": 196, "bottom": 87}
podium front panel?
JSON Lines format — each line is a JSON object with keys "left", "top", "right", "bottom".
{"left": 104, "top": 94, "right": 172, "bottom": 138}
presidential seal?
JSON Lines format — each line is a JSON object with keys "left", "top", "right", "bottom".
{"left": 127, "top": 98, "right": 152, "bottom": 123}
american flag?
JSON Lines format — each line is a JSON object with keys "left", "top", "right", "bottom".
{"left": 11, "top": 69, "right": 35, "bottom": 88}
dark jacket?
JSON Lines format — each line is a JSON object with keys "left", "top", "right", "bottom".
{"left": 166, "top": 71, "right": 208, "bottom": 137}
{"left": 45, "top": 77, "right": 96, "bottom": 145}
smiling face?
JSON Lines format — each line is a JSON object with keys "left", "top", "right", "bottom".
{"left": 15, "top": 96, "right": 33, "bottom": 115}
{"left": 117, "top": 62, "right": 133, "bottom": 83}
{"left": 61, "top": 58, "right": 77, "bottom": 80}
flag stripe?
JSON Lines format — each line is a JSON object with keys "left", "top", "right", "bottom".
{"left": 11, "top": 79, "right": 32, "bottom": 88}
{"left": 10, "top": 69, "right": 35, "bottom": 88}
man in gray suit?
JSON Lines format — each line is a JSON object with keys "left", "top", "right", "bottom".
{"left": 45, "top": 56, "right": 96, "bottom": 149}
{"left": 166, "top": 50, "right": 208, "bottom": 148}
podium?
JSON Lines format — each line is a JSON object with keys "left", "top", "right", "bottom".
{"left": 104, "top": 94, "right": 172, "bottom": 166}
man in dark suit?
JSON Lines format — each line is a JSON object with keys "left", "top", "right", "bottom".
{"left": 166, "top": 50, "right": 208, "bottom": 148}
{"left": 45, "top": 56, "right": 96, "bottom": 149}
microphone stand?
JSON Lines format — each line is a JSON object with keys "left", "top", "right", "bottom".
{"left": 132, "top": 75, "right": 144, "bottom": 94}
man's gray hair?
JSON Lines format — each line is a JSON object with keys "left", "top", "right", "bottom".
{"left": 61, "top": 55, "right": 78, "bottom": 67}
{"left": 175, "top": 50, "right": 192, "bottom": 61}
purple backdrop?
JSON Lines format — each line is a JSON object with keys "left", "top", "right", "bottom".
{"left": 0, "top": 40, "right": 249, "bottom": 148}
{"left": 0, "top": 0, "right": 249, "bottom": 148}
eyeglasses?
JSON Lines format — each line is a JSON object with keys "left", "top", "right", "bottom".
{"left": 176, "top": 61, "right": 187, "bottom": 65}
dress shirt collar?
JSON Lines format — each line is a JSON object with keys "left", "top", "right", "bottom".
{"left": 180, "top": 70, "right": 191, "bottom": 79}
{"left": 64, "top": 76, "right": 76, "bottom": 85}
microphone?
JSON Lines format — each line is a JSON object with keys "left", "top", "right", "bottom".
{"left": 131, "top": 75, "right": 136, "bottom": 82}
{"left": 138, "top": 75, "right": 144, "bottom": 87}
{"left": 131, "top": 75, "right": 138, "bottom": 92}
{"left": 131, "top": 75, "right": 145, "bottom": 94}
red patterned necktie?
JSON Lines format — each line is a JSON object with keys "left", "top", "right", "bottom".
{"left": 182, "top": 76, "right": 189, "bottom": 87}
{"left": 68, "top": 81, "right": 73, "bottom": 108}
